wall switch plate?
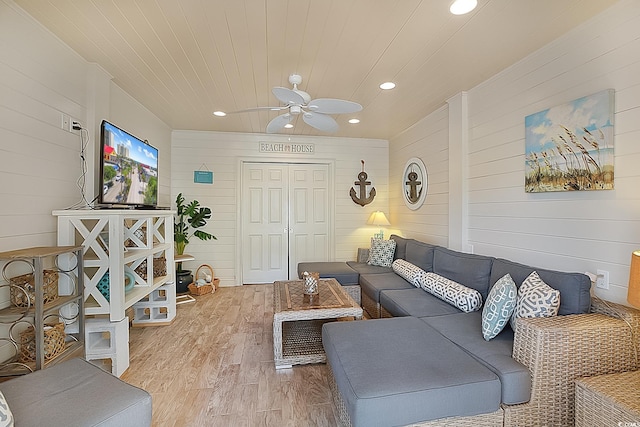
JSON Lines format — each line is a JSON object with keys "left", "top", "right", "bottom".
{"left": 60, "top": 112, "right": 81, "bottom": 133}
{"left": 61, "top": 113, "right": 71, "bottom": 131}
{"left": 596, "top": 269, "right": 609, "bottom": 289}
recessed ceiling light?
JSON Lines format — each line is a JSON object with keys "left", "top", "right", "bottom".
{"left": 379, "top": 82, "right": 396, "bottom": 90}
{"left": 348, "top": 118, "right": 360, "bottom": 124}
{"left": 450, "top": 0, "right": 477, "bottom": 15}
{"left": 284, "top": 123, "right": 294, "bottom": 129}
{"left": 213, "top": 111, "right": 226, "bottom": 117}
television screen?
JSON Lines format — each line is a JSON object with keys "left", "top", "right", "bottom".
{"left": 99, "top": 120, "right": 158, "bottom": 207}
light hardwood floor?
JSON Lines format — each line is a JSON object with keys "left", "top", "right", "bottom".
{"left": 121, "top": 285, "right": 341, "bottom": 427}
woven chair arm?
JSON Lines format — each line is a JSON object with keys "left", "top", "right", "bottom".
{"left": 590, "top": 296, "right": 640, "bottom": 330}
{"left": 512, "top": 313, "right": 639, "bottom": 405}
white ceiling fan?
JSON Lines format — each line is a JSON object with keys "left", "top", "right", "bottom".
{"left": 231, "top": 74, "right": 363, "bottom": 133}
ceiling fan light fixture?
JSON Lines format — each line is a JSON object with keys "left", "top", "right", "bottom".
{"left": 284, "top": 123, "right": 294, "bottom": 129}
{"left": 450, "top": 0, "right": 477, "bottom": 15}
{"left": 348, "top": 118, "right": 360, "bottom": 124}
{"left": 379, "top": 82, "right": 396, "bottom": 90}
{"left": 213, "top": 111, "right": 226, "bottom": 117}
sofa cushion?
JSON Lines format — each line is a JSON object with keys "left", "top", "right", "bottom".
{"left": 0, "top": 391, "right": 14, "bottom": 427}
{"left": 419, "top": 272, "right": 483, "bottom": 313}
{"left": 405, "top": 240, "right": 436, "bottom": 272}
{"left": 323, "top": 317, "right": 501, "bottom": 427}
{"left": 380, "top": 288, "right": 462, "bottom": 317}
{"left": 367, "top": 239, "right": 396, "bottom": 267}
{"left": 391, "top": 259, "right": 425, "bottom": 287}
{"left": 433, "top": 247, "right": 494, "bottom": 299}
{"left": 390, "top": 234, "right": 409, "bottom": 260}
{"left": 482, "top": 274, "right": 517, "bottom": 341}
{"left": 297, "top": 261, "right": 359, "bottom": 285}
{"left": 359, "top": 272, "right": 415, "bottom": 304}
{"left": 489, "top": 258, "right": 590, "bottom": 315}
{"left": 510, "top": 271, "right": 560, "bottom": 330}
{"left": 0, "top": 358, "right": 152, "bottom": 427}
{"left": 346, "top": 261, "right": 392, "bottom": 275}
{"left": 421, "top": 312, "right": 532, "bottom": 405}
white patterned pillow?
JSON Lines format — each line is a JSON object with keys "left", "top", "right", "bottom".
{"left": 0, "top": 391, "right": 14, "bottom": 427}
{"left": 392, "top": 259, "right": 425, "bottom": 288}
{"left": 510, "top": 271, "right": 560, "bottom": 330}
{"left": 482, "top": 274, "right": 517, "bottom": 341}
{"left": 367, "top": 239, "right": 396, "bottom": 267}
{"left": 418, "top": 272, "right": 483, "bottom": 313}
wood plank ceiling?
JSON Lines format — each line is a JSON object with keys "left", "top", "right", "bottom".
{"left": 14, "top": 0, "right": 617, "bottom": 140}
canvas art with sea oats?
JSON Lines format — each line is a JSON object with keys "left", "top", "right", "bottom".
{"left": 525, "top": 89, "right": 614, "bottom": 193}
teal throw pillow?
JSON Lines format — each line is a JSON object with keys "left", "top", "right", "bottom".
{"left": 482, "top": 274, "right": 517, "bottom": 341}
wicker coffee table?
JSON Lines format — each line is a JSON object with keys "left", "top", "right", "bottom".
{"left": 273, "top": 278, "right": 363, "bottom": 369}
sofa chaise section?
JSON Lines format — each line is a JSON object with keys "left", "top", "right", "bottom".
{"left": 323, "top": 316, "right": 503, "bottom": 427}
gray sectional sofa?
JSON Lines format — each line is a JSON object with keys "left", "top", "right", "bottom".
{"left": 301, "top": 235, "right": 640, "bottom": 427}
{"left": 0, "top": 358, "right": 152, "bottom": 426}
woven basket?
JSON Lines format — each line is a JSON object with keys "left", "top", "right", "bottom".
{"left": 195, "top": 264, "right": 219, "bottom": 290}
{"left": 188, "top": 282, "right": 213, "bottom": 296}
{"left": 19, "top": 322, "right": 66, "bottom": 363}
{"left": 9, "top": 270, "right": 59, "bottom": 308}
{"left": 135, "top": 257, "right": 167, "bottom": 281}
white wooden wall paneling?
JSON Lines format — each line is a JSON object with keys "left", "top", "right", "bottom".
{"left": 465, "top": 0, "right": 640, "bottom": 304}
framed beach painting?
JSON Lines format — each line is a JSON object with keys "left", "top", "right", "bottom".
{"left": 525, "top": 89, "right": 614, "bottom": 193}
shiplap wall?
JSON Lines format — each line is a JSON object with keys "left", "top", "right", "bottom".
{"left": 0, "top": 0, "right": 88, "bottom": 252}
{"left": 389, "top": 0, "right": 639, "bottom": 305}
{"left": 109, "top": 84, "right": 172, "bottom": 207}
{"left": 171, "top": 130, "right": 388, "bottom": 286}
{"left": 0, "top": 0, "right": 172, "bottom": 322}
{"left": 464, "top": 0, "right": 640, "bottom": 304}
{"left": 389, "top": 105, "right": 449, "bottom": 246}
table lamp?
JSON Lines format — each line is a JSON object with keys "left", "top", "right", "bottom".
{"left": 628, "top": 250, "right": 640, "bottom": 308}
{"left": 367, "top": 211, "right": 390, "bottom": 240}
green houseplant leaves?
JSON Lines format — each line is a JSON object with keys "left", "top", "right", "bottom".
{"left": 174, "top": 193, "right": 216, "bottom": 270}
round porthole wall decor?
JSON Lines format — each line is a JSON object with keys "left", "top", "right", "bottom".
{"left": 402, "top": 157, "right": 427, "bottom": 210}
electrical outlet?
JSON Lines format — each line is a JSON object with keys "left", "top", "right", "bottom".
{"left": 596, "top": 269, "right": 609, "bottom": 290}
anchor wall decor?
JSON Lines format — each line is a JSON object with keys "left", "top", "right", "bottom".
{"left": 350, "top": 160, "right": 376, "bottom": 206}
{"left": 402, "top": 157, "right": 428, "bottom": 210}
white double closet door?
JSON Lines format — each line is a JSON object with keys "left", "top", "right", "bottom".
{"left": 241, "top": 162, "right": 332, "bottom": 284}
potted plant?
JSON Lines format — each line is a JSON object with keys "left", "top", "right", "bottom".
{"left": 174, "top": 193, "right": 216, "bottom": 292}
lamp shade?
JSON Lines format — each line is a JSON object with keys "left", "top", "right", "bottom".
{"left": 629, "top": 250, "right": 640, "bottom": 308}
{"left": 367, "top": 211, "right": 390, "bottom": 226}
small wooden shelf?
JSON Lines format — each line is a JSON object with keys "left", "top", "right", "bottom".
{"left": 0, "top": 246, "right": 85, "bottom": 376}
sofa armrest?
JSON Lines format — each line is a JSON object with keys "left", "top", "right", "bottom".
{"left": 506, "top": 311, "right": 639, "bottom": 426}
{"left": 357, "top": 248, "right": 369, "bottom": 263}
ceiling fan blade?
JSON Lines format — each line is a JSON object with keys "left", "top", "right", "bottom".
{"left": 266, "top": 113, "right": 292, "bottom": 133}
{"left": 302, "top": 112, "right": 339, "bottom": 133}
{"left": 307, "top": 98, "right": 363, "bottom": 114}
{"left": 272, "top": 87, "right": 305, "bottom": 105}
{"left": 226, "top": 106, "right": 287, "bottom": 114}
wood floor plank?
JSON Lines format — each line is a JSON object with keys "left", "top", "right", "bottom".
{"left": 122, "top": 285, "right": 341, "bottom": 426}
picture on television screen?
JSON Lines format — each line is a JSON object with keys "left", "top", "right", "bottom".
{"left": 100, "top": 120, "right": 158, "bottom": 206}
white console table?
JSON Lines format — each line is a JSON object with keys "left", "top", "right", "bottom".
{"left": 53, "top": 209, "right": 176, "bottom": 375}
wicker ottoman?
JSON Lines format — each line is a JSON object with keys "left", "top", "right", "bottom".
{"left": 575, "top": 370, "right": 640, "bottom": 427}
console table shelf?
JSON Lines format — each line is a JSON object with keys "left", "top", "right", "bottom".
{"left": 53, "top": 210, "right": 176, "bottom": 376}
{"left": 53, "top": 210, "right": 176, "bottom": 322}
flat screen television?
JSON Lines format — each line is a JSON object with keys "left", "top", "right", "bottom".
{"left": 98, "top": 120, "right": 158, "bottom": 208}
